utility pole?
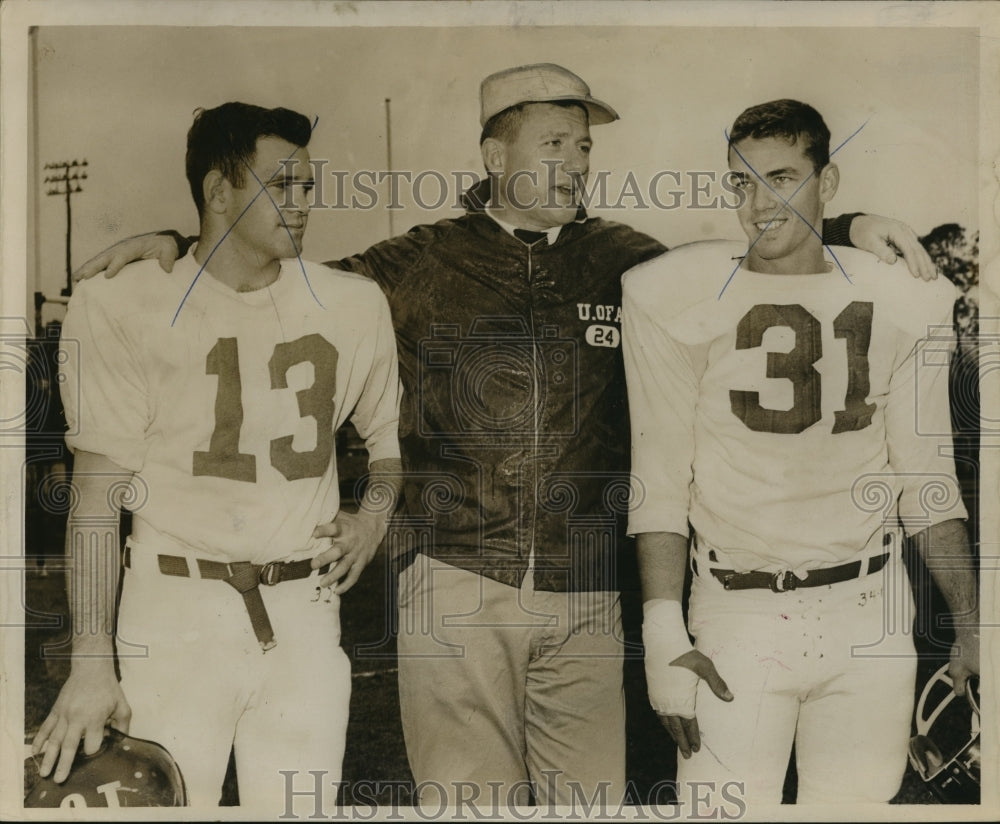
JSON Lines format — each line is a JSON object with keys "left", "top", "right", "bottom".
{"left": 44, "top": 159, "right": 87, "bottom": 296}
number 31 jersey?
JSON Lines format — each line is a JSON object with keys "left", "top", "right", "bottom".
{"left": 61, "top": 251, "right": 401, "bottom": 564}
{"left": 623, "top": 241, "right": 966, "bottom": 572}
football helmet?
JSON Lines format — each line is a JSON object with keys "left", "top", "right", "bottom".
{"left": 907, "top": 664, "right": 980, "bottom": 804}
{"left": 24, "top": 727, "right": 187, "bottom": 808}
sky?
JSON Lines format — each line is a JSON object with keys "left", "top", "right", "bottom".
{"left": 29, "top": 22, "right": 980, "bottom": 303}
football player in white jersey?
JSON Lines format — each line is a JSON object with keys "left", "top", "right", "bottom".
{"left": 622, "top": 99, "right": 978, "bottom": 806}
{"left": 31, "top": 103, "right": 402, "bottom": 813}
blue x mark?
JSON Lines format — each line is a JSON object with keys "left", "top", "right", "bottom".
{"left": 172, "top": 115, "right": 323, "bottom": 325}
{"left": 718, "top": 119, "right": 869, "bottom": 299}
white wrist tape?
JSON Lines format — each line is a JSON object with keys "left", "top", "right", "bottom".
{"left": 642, "top": 599, "right": 698, "bottom": 718}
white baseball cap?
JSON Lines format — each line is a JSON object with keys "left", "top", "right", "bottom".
{"left": 479, "top": 63, "right": 619, "bottom": 127}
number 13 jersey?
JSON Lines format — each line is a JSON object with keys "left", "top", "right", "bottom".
{"left": 622, "top": 241, "right": 966, "bottom": 573}
{"left": 61, "top": 251, "right": 401, "bottom": 564}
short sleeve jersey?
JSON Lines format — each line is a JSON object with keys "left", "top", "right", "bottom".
{"left": 623, "top": 241, "right": 966, "bottom": 573}
{"left": 61, "top": 251, "right": 401, "bottom": 564}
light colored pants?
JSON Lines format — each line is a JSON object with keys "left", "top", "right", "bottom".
{"left": 397, "top": 552, "right": 626, "bottom": 808}
{"left": 678, "top": 540, "right": 917, "bottom": 806}
{"left": 118, "top": 538, "right": 351, "bottom": 814}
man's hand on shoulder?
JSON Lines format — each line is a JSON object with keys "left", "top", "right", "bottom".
{"left": 848, "top": 214, "right": 938, "bottom": 281}
{"left": 73, "top": 232, "right": 181, "bottom": 282}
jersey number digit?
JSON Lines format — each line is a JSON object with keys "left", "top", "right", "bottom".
{"left": 194, "top": 335, "right": 338, "bottom": 482}
{"left": 269, "top": 333, "right": 339, "bottom": 481}
{"left": 193, "top": 338, "right": 257, "bottom": 481}
{"left": 730, "top": 304, "right": 821, "bottom": 434}
{"left": 729, "top": 302, "right": 874, "bottom": 435}
{"left": 832, "top": 301, "right": 876, "bottom": 434}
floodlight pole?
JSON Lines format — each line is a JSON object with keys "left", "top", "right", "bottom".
{"left": 44, "top": 159, "right": 88, "bottom": 296}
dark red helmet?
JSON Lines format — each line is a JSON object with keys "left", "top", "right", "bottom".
{"left": 24, "top": 728, "right": 186, "bottom": 808}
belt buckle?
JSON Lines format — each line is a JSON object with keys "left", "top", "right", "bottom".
{"left": 259, "top": 561, "right": 283, "bottom": 586}
{"left": 771, "top": 570, "right": 796, "bottom": 593}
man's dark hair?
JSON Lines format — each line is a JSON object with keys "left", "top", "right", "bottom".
{"left": 186, "top": 102, "right": 313, "bottom": 217}
{"left": 480, "top": 100, "right": 589, "bottom": 145}
{"left": 728, "top": 99, "right": 831, "bottom": 172}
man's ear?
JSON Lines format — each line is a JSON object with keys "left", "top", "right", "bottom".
{"left": 203, "top": 170, "right": 228, "bottom": 214}
{"left": 818, "top": 162, "right": 839, "bottom": 203}
{"left": 481, "top": 138, "right": 505, "bottom": 174}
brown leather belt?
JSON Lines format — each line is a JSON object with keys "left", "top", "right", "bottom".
{"left": 124, "top": 545, "right": 329, "bottom": 651}
{"left": 709, "top": 551, "right": 890, "bottom": 593}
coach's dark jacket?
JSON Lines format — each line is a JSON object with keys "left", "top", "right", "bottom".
{"left": 332, "top": 180, "right": 857, "bottom": 591}
{"left": 334, "top": 181, "right": 663, "bottom": 591}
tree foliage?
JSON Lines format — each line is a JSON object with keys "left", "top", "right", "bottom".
{"left": 920, "top": 223, "right": 979, "bottom": 345}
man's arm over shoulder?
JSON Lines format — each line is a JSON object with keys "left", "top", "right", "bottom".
{"left": 823, "top": 213, "right": 938, "bottom": 281}
{"left": 589, "top": 218, "right": 668, "bottom": 266}
{"left": 328, "top": 220, "right": 453, "bottom": 296}
{"left": 73, "top": 231, "right": 195, "bottom": 281}
{"left": 75, "top": 215, "right": 448, "bottom": 288}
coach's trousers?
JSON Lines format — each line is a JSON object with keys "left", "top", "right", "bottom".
{"left": 396, "top": 552, "right": 626, "bottom": 810}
